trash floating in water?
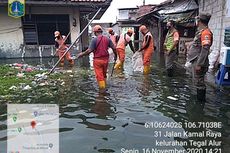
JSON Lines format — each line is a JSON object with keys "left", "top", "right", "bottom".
{"left": 38, "top": 81, "right": 49, "bottom": 87}
{"left": 35, "top": 73, "right": 48, "bottom": 81}
{"left": 9, "top": 63, "right": 47, "bottom": 72}
{"left": 17, "top": 73, "right": 24, "bottom": 78}
{"left": 25, "top": 67, "right": 33, "bottom": 72}
{"left": 174, "top": 95, "right": 179, "bottom": 98}
{"left": 66, "top": 70, "right": 73, "bottom": 73}
{"left": 9, "top": 86, "right": 17, "bottom": 90}
{"left": 61, "top": 82, "right": 65, "bottom": 86}
{"left": 13, "top": 63, "right": 23, "bottom": 67}
{"left": 23, "top": 85, "right": 32, "bottom": 91}
{"left": 167, "top": 96, "right": 178, "bottom": 101}
{"left": 31, "top": 81, "right": 37, "bottom": 87}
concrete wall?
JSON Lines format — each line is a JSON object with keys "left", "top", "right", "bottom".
{"left": 28, "top": 6, "right": 81, "bottom": 45}
{"left": 111, "top": 23, "right": 121, "bottom": 35}
{"left": 0, "top": 6, "right": 81, "bottom": 58}
{"left": 199, "top": 0, "right": 228, "bottom": 55}
{"left": 91, "top": 23, "right": 112, "bottom": 36}
{"left": 0, "top": 7, "right": 24, "bottom": 58}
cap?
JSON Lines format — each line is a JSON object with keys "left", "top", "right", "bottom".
{"left": 93, "top": 25, "right": 102, "bottom": 32}
{"left": 54, "top": 31, "right": 60, "bottom": 37}
{"left": 139, "top": 25, "right": 147, "bottom": 33}
{"left": 196, "top": 13, "right": 211, "bottom": 23}
{"left": 127, "top": 29, "right": 134, "bottom": 34}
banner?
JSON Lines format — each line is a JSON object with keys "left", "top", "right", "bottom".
{"left": 8, "top": 0, "right": 25, "bottom": 18}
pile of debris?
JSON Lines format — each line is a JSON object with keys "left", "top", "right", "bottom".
{"left": 0, "top": 63, "right": 73, "bottom": 102}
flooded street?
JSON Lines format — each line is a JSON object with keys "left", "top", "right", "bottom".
{"left": 0, "top": 52, "right": 230, "bottom": 153}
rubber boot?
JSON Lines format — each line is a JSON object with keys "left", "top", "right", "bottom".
{"left": 98, "top": 81, "right": 106, "bottom": 89}
{"left": 143, "top": 65, "right": 151, "bottom": 75}
{"left": 167, "top": 68, "right": 173, "bottom": 77}
{"left": 197, "top": 89, "right": 206, "bottom": 103}
{"left": 114, "top": 62, "right": 123, "bottom": 70}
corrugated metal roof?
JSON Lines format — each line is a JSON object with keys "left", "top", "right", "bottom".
{"left": 136, "top": 5, "right": 157, "bottom": 19}
{"left": 158, "top": 0, "right": 198, "bottom": 14}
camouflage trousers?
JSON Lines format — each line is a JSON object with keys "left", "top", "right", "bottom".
{"left": 192, "top": 62, "right": 208, "bottom": 90}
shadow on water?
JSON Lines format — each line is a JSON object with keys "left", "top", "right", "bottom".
{"left": 0, "top": 52, "right": 230, "bottom": 153}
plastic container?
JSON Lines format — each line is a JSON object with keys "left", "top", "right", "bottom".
{"left": 224, "top": 27, "right": 230, "bottom": 47}
{"left": 220, "top": 47, "right": 230, "bottom": 66}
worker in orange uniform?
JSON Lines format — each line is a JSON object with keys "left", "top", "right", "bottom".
{"left": 187, "top": 13, "right": 213, "bottom": 102}
{"left": 108, "top": 28, "right": 119, "bottom": 47}
{"left": 137, "top": 25, "right": 155, "bottom": 75}
{"left": 54, "top": 31, "right": 74, "bottom": 67}
{"left": 164, "top": 20, "right": 180, "bottom": 77}
{"left": 76, "top": 25, "right": 117, "bottom": 90}
{"left": 114, "top": 29, "right": 135, "bottom": 70}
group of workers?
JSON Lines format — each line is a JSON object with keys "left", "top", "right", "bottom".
{"left": 76, "top": 24, "right": 155, "bottom": 90}
{"left": 54, "top": 12, "right": 213, "bottom": 102}
{"left": 163, "top": 13, "right": 213, "bottom": 102}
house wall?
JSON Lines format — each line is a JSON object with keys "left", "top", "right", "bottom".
{"left": 148, "top": 20, "right": 160, "bottom": 52}
{"left": 111, "top": 23, "right": 120, "bottom": 35}
{"left": 28, "top": 6, "right": 81, "bottom": 44}
{"left": 0, "top": 7, "right": 24, "bottom": 58}
{"left": 0, "top": 6, "right": 81, "bottom": 58}
{"left": 199, "top": 0, "right": 229, "bottom": 66}
{"left": 91, "top": 23, "right": 112, "bottom": 36}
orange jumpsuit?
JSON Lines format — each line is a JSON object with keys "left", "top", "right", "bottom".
{"left": 109, "top": 34, "right": 119, "bottom": 47}
{"left": 114, "top": 33, "right": 131, "bottom": 70}
{"left": 89, "top": 35, "right": 115, "bottom": 89}
{"left": 142, "top": 31, "right": 154, "bottom": 74}
{"left": 55, "top": 36, "right": 74, "bottom": 66}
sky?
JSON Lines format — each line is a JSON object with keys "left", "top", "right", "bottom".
{"left": 97, "top": 0, "right": 167, "bottom": 23}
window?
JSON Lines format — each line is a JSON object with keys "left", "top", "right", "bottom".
{"left": 22, "top": 14, "right": 70, "bottom": 45}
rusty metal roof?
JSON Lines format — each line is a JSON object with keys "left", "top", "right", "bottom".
{"left": 136, "top": 5, "right": 157, "bottom": 19}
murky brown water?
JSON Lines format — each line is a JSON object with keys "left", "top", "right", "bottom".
{"left": 0, "top": 52, "right": 230, "bottom": 153}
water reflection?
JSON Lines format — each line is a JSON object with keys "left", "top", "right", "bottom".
{"left": 0, "top": 54, "right": 230, "bottom": 152}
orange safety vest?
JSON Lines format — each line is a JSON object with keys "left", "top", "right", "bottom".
{"left": 116, "top": 33, "right": 130, "bottom": 49}
{"left": 110, "top": 34, "right": 118, "bottom": 47}
{"left": 94, "top": 35, "right": 110, "bottom": 59}
{"left": 55, "top": 36, "right": 68, "bottom": 52}
{"left": 143, "top": 31, "right": 154, "bottom": 53}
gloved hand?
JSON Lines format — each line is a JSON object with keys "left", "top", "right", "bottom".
{"left": 76, "top": 52, "right": 83, "bottom": 59}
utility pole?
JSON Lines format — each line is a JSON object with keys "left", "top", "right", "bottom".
{"left": 143, "top": 0, "right": 145, "bottom": 5}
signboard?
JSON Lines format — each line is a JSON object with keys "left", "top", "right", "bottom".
{"left": 8, "top": 0, "right": 25, "bottom": 18}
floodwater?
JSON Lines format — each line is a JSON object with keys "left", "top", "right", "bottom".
{"left": 0, "top": 51, "right": 230, "bottom": 153}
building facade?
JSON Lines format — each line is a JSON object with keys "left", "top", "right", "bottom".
{"left": 0, "top": 0, "right": 111, "bottom": 58}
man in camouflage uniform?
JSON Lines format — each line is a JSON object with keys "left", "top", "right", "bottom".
{"left": 187, "top": 13, "right": 213, "bottom": 102}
